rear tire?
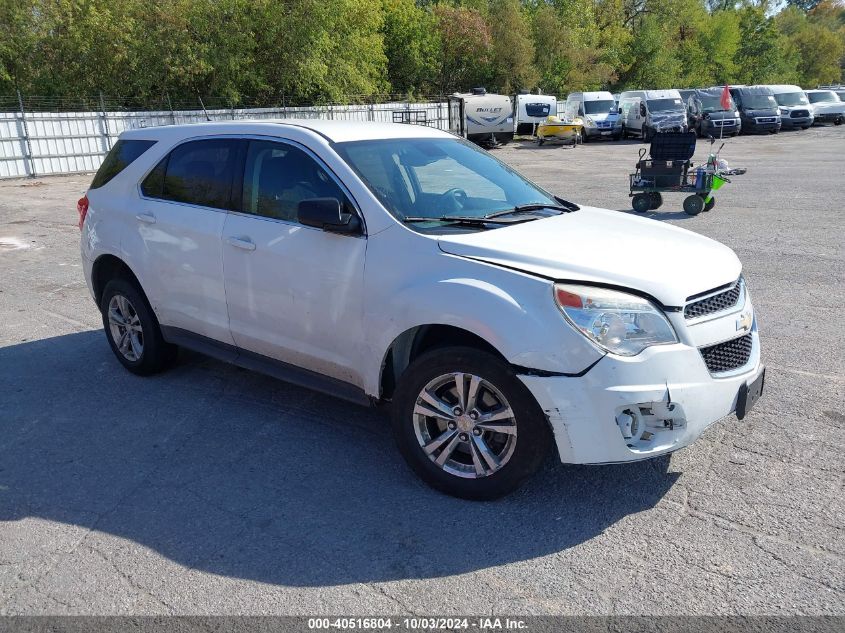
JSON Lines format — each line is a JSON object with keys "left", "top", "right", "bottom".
{"left": 391, "top": 347, "right": 550, "bottom": 500}
{"left": 704, "top": 196, "right": 716, "bottom": 212}
{"left": 100, "top": 278, "right": 177, "bottom": 376}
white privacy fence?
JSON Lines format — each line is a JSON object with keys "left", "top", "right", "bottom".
{"left": 0, "top": 100, "right": 450, "bottom": 179}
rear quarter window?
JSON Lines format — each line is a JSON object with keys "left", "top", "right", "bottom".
{"left": 90, "top": 139, "right": 157, "bottom": 189}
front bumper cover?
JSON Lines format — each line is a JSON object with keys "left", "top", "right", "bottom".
{"left": 519, "top": 332, "right": 762, "bottom": 464}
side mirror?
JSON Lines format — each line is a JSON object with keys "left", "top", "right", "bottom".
{"left": 298, "top": 197, "right": 358, "bottom": 234}
{"left": 639, "top": 104, "right": 646, "bottom": 116}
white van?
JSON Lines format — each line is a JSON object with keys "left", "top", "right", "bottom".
{"left": 767, "top": 85, "right": 813, "bottom": 130}
{"left": 563, "top": 91, "right": 621, "bottom": 141}
{"left": 448, "top": 89, "right": 514, "bottom": 147}
{"left": 513, "top": 93, "right": 557, "bottom": 136}
{"left": 619, "top": 89, "right": 688, "bottom": 140}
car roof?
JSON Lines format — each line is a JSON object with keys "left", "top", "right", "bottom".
{"left": 731, "top": 86, "right": 774, "bottom": 95}
{"left": 620, "top": 90, "right": 680, "bottom": 99}
{"left": 119, "top": 119, "right": 454, "bottom": 144}
{"left": 767, "top": 84, "right": 802, "bottom": 93}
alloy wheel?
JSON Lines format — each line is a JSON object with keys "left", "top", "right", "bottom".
{"left": 412, "top": 372, "right": 517, "bottom": 479}
{"left": 107, "top": 294, "right": 144, "bottom": 362}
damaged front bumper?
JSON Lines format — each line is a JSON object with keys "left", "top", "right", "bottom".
{"left": 518, "top": 334, "right": 763, "bottom": 464}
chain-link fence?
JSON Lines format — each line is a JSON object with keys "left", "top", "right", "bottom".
{"left": 0, "top": 93, "right": 451, "bottom": 179}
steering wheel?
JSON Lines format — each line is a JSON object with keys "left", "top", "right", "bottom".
{"left": 441, "top": 187, "right": 469, "bottom": 209}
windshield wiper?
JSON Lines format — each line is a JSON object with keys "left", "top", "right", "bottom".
{"left": 484, "top": 200, "right": 577, "bottom": 219}
{"left": 402, "top": 216, "right": 529, "bottom": 227}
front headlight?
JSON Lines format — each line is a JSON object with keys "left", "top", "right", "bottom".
{"left": 779, "top": 107, "right": 789, "bottom": 115}
{"left": 554, "top": 284, "right": 678, "bottom": 356}
{"left": 583, "top": 116, "right": 595, "bottom": 127}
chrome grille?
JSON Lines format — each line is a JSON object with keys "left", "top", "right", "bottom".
{"left": 684, "top": 279, "right": 743, "bottom": 320}
{"left": 699, "top": 334, "right": 753, "bottom": 374}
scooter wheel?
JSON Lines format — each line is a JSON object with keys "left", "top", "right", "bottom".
{"left": 704, "top": 196, "right": 715, "bottom": 212}
{"left": 683, "top": 195, "right": 705, "bottom": 216}
{"left": 632, "top": 194, "right": 651, "bottom": 213}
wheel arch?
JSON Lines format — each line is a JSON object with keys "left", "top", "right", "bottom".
{"left": 91, "top": 254, "right": 144, "bottom": 306}
{"left": 379, "top": 324, "right": 508, "bottom": 402}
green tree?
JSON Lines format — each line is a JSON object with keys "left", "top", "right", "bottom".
{"left": 777, "top": 5, "right": 845, "bottom": 85}
{"left": 619, "top": 14, "right": 682, "bottom": 88}
{"left": 432, "top": 4, "right": 493, "bottom": 94}
{"left": 489, "top": 0, "right": 537, "bottom": 93}
{"left": 699, "top": 9, "right": 741, "bottom": 84}
{"left": 382, "top": 0, "right": 441, "bottom": 95}
{"left": 0, "top": 0, "right": 37, "bottom": 93}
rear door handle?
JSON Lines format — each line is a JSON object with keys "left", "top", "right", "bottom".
{"left": 226, "top": 236, "right": 256, "bottom": 251}
{"left": 135, "top": 213, "right": 156, "bottom": 224}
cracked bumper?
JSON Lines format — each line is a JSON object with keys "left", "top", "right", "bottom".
{"left": 519, "top": 336, "right": 763, "bottom": 464}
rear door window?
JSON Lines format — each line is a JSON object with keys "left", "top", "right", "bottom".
{"left": 90, "top": 139, "right": 156, "bottom": 189}
{"left": 146, "top": 139, "right": 243, "bottom": 210}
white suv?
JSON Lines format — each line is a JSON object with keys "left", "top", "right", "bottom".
{"left": 79, "top": 120, "right": 764, "bottom": 499}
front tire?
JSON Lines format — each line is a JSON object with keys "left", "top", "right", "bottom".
{"left": 100, "top": 278, "right": 177, "bottom": 376}
{"left": 683, "top": 194, "right": 705, "bottom": 216}
{"left": 632, "top": 193, "right": 651, "bottom": 213}
{"left": 391, "top": 347, "right": 550, "bottom": 500}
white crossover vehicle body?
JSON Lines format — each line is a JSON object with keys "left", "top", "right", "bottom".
{"left": 804, "top": 90, "right": 845, "bottom": 125}
{"left": 79, "top": 120, "right": 765, "bottom": 499}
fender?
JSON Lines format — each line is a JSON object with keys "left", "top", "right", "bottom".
{"left": 362, "top": 261, "right": 603, "bottom": 396}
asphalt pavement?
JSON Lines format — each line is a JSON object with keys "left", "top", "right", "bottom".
{"left": 0, "top": 125, "right": 843, "bottom": 615}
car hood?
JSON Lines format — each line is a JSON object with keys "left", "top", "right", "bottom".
{"left": 650, "top": 111, "right": 686, "bottom": 122}
{"left": 704, "top": 111, "right": 739, "bottom": 120}
{"left": 587, "top": 112, "right": 618, "bottom": 122}
{"left": 811, "top": 102, "right": 845, "bottom": 114}
{"left": 742, "top": 109, "right": 778, "bottom": 118}
{"left": 437, "top": 207, "right": 741, "bottom": 307}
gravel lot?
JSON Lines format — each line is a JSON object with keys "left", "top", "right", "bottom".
{"left": 1, "top": 126, "right": 843, "bottom": 616}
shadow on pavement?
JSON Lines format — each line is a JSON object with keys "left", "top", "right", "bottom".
{"left": 0, "top": 331, "right": 679, "bottom": 586}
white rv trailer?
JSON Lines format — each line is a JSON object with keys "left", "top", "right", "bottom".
{"left": 513, "top": 93, "right": 557, "bottom": 136}
{"left": 448, "top": 89, "right": 514, "bottom": 147}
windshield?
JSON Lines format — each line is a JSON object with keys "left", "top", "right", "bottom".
{"left": 808, "top": 91, "right": 838, "bottom": 104}
{"left": 584, "top": 100, "right": 615, "bottom": 115}
{"left": 836, "top": 91, "right": 845, "bottom": 101}
{"left": 335, "top": 137, "right": 558, "bottom": 225}
{"left": 647, "top": 98, "right": 684, "bottom": 113}
{"left": 774, "top": 92, "right": 808, "bottom": 106}
{"left": 699, "top": 95, "right": 735, "bottom": 112}
{"left": 741, "top": 94, "right": 777, "bottom": 109}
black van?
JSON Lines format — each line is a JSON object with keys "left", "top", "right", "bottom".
{"left": 729, "top": 86, "right": 781, "bottom": 134}
{"left": 688, "top": 89, "right": 741, "bottom": 137}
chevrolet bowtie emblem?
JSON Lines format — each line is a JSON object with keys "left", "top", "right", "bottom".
{"left": 736, "top": 311, "right": 753, "bottom": 333}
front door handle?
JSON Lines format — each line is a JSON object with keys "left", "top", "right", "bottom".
{"left": 136, "top": 213, "right": 156, "bottom": 224}
{"left": 226, "top": 236, "right": 256, "bottom": 251}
